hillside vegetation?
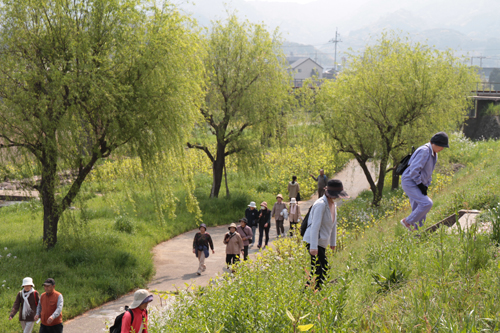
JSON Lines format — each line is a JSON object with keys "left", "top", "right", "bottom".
{"left": 148, "top": 134, "right": 500, "bottom": 332}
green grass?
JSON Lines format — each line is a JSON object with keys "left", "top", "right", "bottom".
{"left": 0, "top": 170, "right": 276, "bottom": 332}
{"left": 148, "top": 135, "right": 500, "bottom": 332}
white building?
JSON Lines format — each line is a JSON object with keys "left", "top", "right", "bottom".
{"left": 287, "top": 57, "right": 323, "bottom": 86}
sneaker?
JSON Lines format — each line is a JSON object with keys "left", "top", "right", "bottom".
{"left": 257, "top": 244, "right": 261, "bottom": 249}
{"left": 196, "top": 272, "right": 201, "bottom": 275}
{"left": 400, "top": 219, "right": 412, "bottom": 231}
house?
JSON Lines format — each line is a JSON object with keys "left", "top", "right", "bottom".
{"left": 287, "top": 57, "right": 323, "bottom": 87}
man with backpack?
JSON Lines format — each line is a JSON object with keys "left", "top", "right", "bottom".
{"left": 120, "top": 289, "right": 153, "bottom": 333}
{"left": 400, "top": 132, "right": 449, "bottom": 232}
{"left": 310, "top": 169, "right": 328, "bottom": 198}
{"left": 303, "top": 180, "right": 349, "bottom": 290}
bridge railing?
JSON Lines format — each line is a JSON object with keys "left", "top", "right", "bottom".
{"left": 476, "top": 82, "right": 500, "bottom": 93}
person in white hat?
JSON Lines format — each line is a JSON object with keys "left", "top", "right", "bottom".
{"left": 121, "top": 289, "right": 153, "bottom": 332}
{"left": 9, "top": 277, "right": 39, "bottom": 333}
{"left": 288, "top": 198, "right": 302, "bottom": 236}
{"left": 245, "top": 201, "right": 259, "bottom": 246}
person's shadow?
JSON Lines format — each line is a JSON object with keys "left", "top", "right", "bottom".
{"left": 182, "top": 273, "right": 201, "bottom": 280}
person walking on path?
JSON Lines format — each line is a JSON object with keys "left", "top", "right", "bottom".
{"left": 271, "top": 194, "right": 287, "bottom": 238}
{"left": 9, "top": 277, "right": 39, "bottom": 333}
{"left": 400, "top": 132, "right": 449, "bottom": 232}
{"left": 192, "top": 223, "right": 215, "bottom": 275}
{"left": 120, "top": 289, "right": 153, "bottom": 333}
{"left": 288, "top": 198, "right": 302, "bottom": 236}
{"left": 287, "top": 176, "right": 301, "bottom": 202}
{"left": 245, "top": 201, "right": 259, "bottom": 246}
{"left": 223, "top": 223, "right": 244, "bottom": 270}
{"left": 303, "top": 180, "right": 349, "bottom": 290}
{"left": 34, "top": 278, "right": 64, "bottom": 333}
{"left": 236, "top": 218, "right": 253, "bottom": 260}
{"left": 310, "top": 169, "right": 328, "bottom": 198}
{"left": 257, "top": 202, "right": 271, "bottom": 249}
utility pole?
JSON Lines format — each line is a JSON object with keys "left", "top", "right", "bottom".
{"left": 478, "top": 55, "right": 487, "bottom": 68}
{"left": 329, "top": 28, "right": 342, "bottom": 71}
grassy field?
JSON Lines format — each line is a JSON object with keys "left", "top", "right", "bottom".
{"left": 0, "top": 133, "right": 348, "bottom": 332}
{"left": 149, "top": 134, "right": 500, "bottom": 332}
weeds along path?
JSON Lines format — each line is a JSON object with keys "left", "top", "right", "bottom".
{"left": 64, "top": 159, "right": 375, "bottom": 332}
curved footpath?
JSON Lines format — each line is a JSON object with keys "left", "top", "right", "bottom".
{"left": 64, "top": 160, "right": 375, "bottom": 332}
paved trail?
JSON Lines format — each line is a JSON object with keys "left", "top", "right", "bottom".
{"left": 64, "top": 160, "right": 375, "bottom": 332}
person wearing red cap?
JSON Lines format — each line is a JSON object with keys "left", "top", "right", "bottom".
{"left": 121, "top": 289, "right": 153, "bottom": 333}
{"left": 34, "top": 278, "right": 64, "bottom": 333}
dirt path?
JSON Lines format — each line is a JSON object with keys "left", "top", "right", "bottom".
{"left": 64, "top": 160, "right": 375, "bottom": 332}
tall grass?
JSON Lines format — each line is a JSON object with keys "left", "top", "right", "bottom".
{"left": 149, "top": 134, "right": 500, "bottom": 332}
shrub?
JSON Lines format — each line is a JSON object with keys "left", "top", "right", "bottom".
{"left": 113, "top": 215, "right": 136, "bottom": 234}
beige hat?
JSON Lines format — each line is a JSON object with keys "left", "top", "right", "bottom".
{"left": 130, "top": 289, "right": 153, "bottom": 309}
{"left": 290, "top": 198, "right": 297, "bottom": 204}
{"left": 21, "top": 277, "right": 35, "bottom": 288}
{"left": 228, "top": 223, "right": 237, "bottom": 230}
{"left": 276, "top": 194, "right": 283, "bottom": 199}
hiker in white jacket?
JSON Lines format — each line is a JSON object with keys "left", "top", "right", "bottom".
{"left": 303, "top": 179, "right": 349, "bottom": 290}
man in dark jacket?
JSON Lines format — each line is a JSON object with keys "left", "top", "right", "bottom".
{"left": 245, "top": 201, "right": 259, "bottom": 246}
{"left": 257, "top": 201, "right": 271, "bottom": 249}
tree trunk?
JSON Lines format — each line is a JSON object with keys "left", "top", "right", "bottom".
{"left": 391, "top": 169, "right": 400, "bottom": 190}
{"left": 210, "top": 142, "right": 226, "bottom": 198}
{"left": 40, "top": 141, "right": 61, "bottom": 249}
{"left": 224, "top": 164, "right": 230, "bottom": 197}
{"left": 372, "top": 152, "right": 391, "bottom": 206}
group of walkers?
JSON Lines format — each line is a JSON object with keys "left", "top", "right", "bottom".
{"left": 192, "top": 132, "right": 450, "bottom": 292}
{"left": 8, "top": 276, "right": 154, "bottom": 333}
{"left": 9, "top": 278, "right": 64, "bottom": 333}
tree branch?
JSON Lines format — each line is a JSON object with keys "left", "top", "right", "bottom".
{"left": 187, "top": 142, "right": 215, "bottom": 163}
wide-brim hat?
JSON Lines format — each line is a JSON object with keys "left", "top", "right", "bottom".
{"left": 239, "top": 218, "right": 248, "bottom": 224}
{"left": 260, "top": 201, "right": 268, "bottom": 208}
{"left": 130, "top": 289, "right": 153, "bottom": 309}
{"left": 290, "top": 198, "right": 297, "bottom": 204}
{"left": 325, "top": 179, "right": 349, "bottom": 199}
{"left": 276, "top": 194, "right": 283, "bottom": 199}
{"left": 228, "top": 222, "right": 237, "bottom": 230}
{"left": 199, "top": 223, "right": 207, "bottom": 230}
{"left": 431, "top": 131, "right": 449, "bottom": 148}
{"left": 21, "top": 277, "right": 35, "bottom": 288}
{"left": 248, "top": 201, "right": 257, "bottom": 208}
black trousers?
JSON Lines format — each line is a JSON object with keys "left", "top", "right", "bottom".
{"left": 258, "top": 225, "right": 270, "bottom": 246}
{"left": 276, "top": 219, "right": 284, "bottom": 236}
{"left": 40, "top": 323, "right": 64, "bottom": 333}
{"left": 242, "top": 245, "right": 249, "bottom": 260}
{"left": 226, "top": 254, "right": 240, "bottom": 265}
{"left": 289, "top": 222, "right": 299, "bottom": 236}
{"left": 306, "top": 243, "right": 328, "bottom": 290}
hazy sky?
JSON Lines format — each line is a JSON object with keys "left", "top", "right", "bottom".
{"left": 245, "top": 0, "right": 315, "bottom": 3}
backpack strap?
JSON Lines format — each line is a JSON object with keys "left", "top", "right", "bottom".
{"left": 128, "top": 309, "right": 134, "bottom": 325}
{"left": 34, "top": 290, "right": 39, "bottom": 307}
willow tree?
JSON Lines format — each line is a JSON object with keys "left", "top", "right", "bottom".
{"left": 0, "top": 0, "right": 203, "bottom": 248}
{"left": 187, "top": 14, "right": 291, "bottom": 198}
{"left": 315, "top": 33, "right": 477, "bottom": 206}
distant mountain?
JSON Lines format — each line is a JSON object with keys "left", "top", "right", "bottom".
{"left": 177, "top": 0, "right": 500, "bottom": 67}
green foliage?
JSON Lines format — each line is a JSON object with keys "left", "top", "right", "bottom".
{"left": 188, "top": 13, "right": 292, "bottom": 198}
{"left": 312, "top": 31, "right": 478, "bottom": 205}
{"left": 148, "top": 237, "right": 353, "bottom": 332}
{"left": 483, "top": 102, "right": 500, "bottom": 116}
{"left": 147, "top": 137, "right": 500, "bottom": 332}
{"left": 113, "top": 215, "right": 136, "bottom": 234}
{"left": 0, "top": 0, "right": 204, "bottom": 247}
